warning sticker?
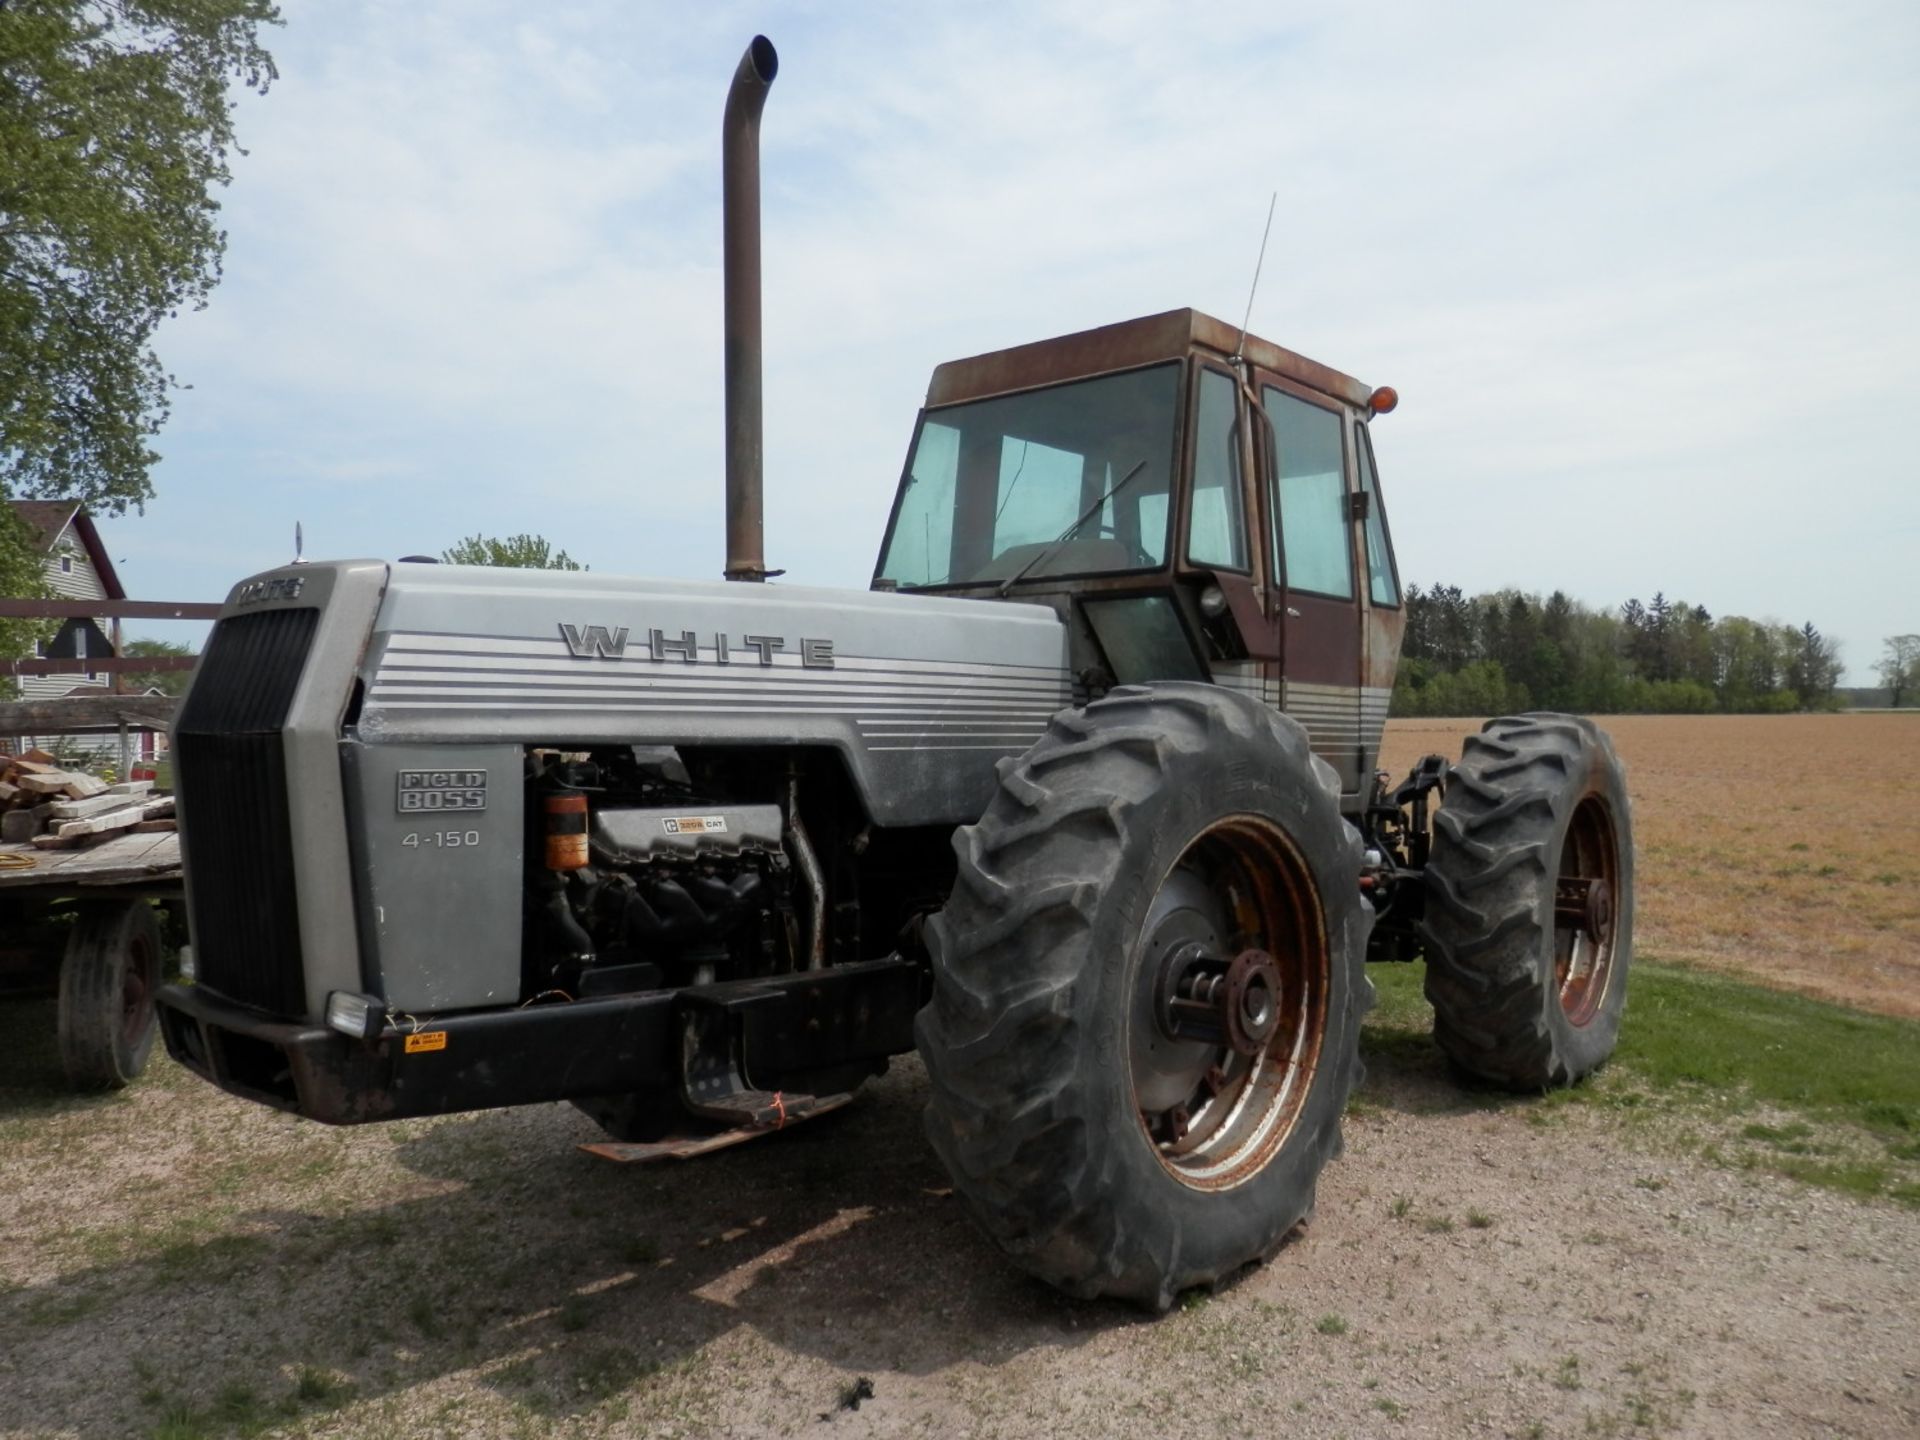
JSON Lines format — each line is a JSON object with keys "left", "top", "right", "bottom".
{"left": 404, "top": 1030, "right": 448, "bottom": 1054}
{"left": 663, "top": 815, "right": 728, "bottom": 835}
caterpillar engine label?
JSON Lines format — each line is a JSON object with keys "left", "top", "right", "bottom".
{"left": 662, "top": 815, "right": 728, "bottom": 835}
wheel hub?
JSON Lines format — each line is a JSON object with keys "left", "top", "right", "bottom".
{"left": 1155, "top": 942, "right": 1282, "bottom": 1057}
{"left": 1554, "top": 876, "right": 1613, "bottom": 944}
{"left": 1129, "top": 871, "right": 1226, "bottom": 1116}
{"left": 1124, "top": 817, "right": 1330, "bottom": 1191}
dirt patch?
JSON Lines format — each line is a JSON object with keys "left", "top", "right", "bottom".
{"left": 1, "top": 1003, "right": 1915, "bottom": 1439}
{"left": 1382, "top": 714, "right": 1920, "bottom": 1019}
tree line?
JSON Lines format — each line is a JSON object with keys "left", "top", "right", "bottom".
{"left": 1393, "top": 585, "right": 1846, "bottom": 717}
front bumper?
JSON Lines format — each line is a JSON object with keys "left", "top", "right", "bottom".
{"left": 158, "top": 982, "right": 677, "bottom": 1124}
{"left": 156, "top": 958, "right": 926, "bottom": 1126}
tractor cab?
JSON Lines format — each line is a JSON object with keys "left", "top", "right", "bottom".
{"left": 874, "top": 309, "right": 1407, "bottom": 799}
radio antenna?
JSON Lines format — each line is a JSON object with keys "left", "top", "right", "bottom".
{"left": 1232, "top": 191, "right": 1278, "bottom": 365}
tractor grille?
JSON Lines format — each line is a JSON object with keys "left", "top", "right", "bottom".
{"left": 174, "top": 607, "right": 320, "bottom": 1016}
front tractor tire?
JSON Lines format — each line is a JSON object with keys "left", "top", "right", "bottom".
{"left": 916, "top": 683, "right": 1372, "bottom": 1310}
{"left": 1423, "top": 714, "right": 1634, "bottom": 1090}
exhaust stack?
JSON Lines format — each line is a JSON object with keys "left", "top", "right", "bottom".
{"left": 722, "top": 35, "right": 779, "bottom": 582}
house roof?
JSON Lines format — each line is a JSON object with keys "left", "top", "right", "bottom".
{"left": 6, "top": 499, "right": 125, "bottom": 600}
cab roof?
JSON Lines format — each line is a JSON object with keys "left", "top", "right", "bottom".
{"left": 926, "top": 308, "right": 1375, "bottom": 411}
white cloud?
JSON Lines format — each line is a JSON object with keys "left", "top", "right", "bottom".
{"left": 128, "top": 0, "right": 1919, "bottom": 679}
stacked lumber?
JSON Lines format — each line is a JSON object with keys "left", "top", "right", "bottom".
{"left": 0, "top": 750, "right": 176, "bottom": 849}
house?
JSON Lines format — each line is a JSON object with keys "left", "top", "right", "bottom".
{"left": 11, "top": 499, "right": 125, "bottom": 690}
{"left": 5, "top": 499, "right": 166, "bottom": 771}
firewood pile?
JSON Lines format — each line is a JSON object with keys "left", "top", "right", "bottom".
{"left": 0, "top": 750, "right": 176, "bottom": 849}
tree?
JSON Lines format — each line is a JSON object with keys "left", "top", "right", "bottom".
{"left": 2, "top": 3, "right": 279, "bottom": 511}
{"left": 441, "top": 534, "right": 586, "bottom": 571}
{"left": 1788, "top": 622, "right": 1842, "bottom": 710}
{"left": 0, "top": 506, "right": 54, "bottom": 698}
{"left": 1880, "top": 635, "right": 1920, "bottom": 709}
{"left": 1432, "top": 583, "right": 1474, "bottom": 671}
{"left": 2, "top": 3, "right": 277, "bottom": 690}
{"left": 1645, "top": 591, "right": 1674, "bottom": 682}
{"left": 119, "top": 635, "right": 194, "bottom": 695}
{"left": 1676, "top": 604, "right": 1715, "bottom": 688}
{"left": 1401, "top": 583, "right": 1431, "bottom": 661}
{"left": 1542, "top": 590, "right": 1573, "bottom": 645}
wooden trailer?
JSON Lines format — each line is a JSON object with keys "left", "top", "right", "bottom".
{"left": 0, "top": 693, "right": 183, "bottom": 1089}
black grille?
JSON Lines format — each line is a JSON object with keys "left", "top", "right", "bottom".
{"left": 175, "top": 607, "right": 320, "bottom": 1015}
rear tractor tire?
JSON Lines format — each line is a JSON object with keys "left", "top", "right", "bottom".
{"left": 916, "top": 682, "right": 1373, "bottom": 1310}
{"left": 1423, "top": 714, "right": 1634, "bottom": 1089}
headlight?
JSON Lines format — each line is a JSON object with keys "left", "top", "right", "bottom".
{"left": 324, "top": 990, "right": 383, "bottom": 1041}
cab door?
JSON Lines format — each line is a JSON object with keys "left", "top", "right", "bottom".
{"left": 1179, "top": 361, "right": 1280, "bottom": 687}
{"left": 1255, "top": 377, "right": 1366, "bottom": 796}
{"left": 1352, "top": 418, "right": 1404, "bottom": 782}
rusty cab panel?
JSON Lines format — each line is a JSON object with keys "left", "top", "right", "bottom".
{"left": 871, "top": 308, "right": 1406, "bottom": 806}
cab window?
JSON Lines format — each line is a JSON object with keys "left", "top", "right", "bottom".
{"left": 1355, "top": 423, "right": 1398, "bottom": 607}
{"left": 1263, "top": 387, "right": 1352, "bottom": 598}
{"left": 1186, "top": 367, "right": 1247, "bottom": 571}
{"left": 877, "top": 365, "right": 1181, "bottom": 588}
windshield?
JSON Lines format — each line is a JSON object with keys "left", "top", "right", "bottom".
{"left": 876, "top": 363, "right": 1181, "bottom": 588}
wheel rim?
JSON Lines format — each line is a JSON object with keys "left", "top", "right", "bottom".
{"left": 1553, "top": 794, "right": 1621, "bottom": 1027}
{"left": 1127, "top": 815, "right": 1329, "bottom": 1192}
{"left": 120, "top": 931, "right": 156, "bottom": 1048}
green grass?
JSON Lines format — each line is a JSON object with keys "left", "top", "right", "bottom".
{"left": 22, "top": 1286, "right": 105, "bottom": 1328}
{"left": 1613, "top": 965, "right": 1920, "bottom": 1129}
{"left": 1364, "top": 960, "right": 1920, "bottom": 1209}
{"left": 1314, "top": 1313, "right": 1348, "bottom": 1336}
{"left": 405, "top": 1291, "right": 444, "bottom": 1339}
{"left": 136, "top": 1366, "right": 352, "bottom": 1440}
{"left": 293, "top": 1366, "right": 351, "bottom": 1406}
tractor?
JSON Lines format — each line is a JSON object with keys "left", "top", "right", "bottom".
{"left": 156, "top": 37, "right": 1632, "bottom": 1310}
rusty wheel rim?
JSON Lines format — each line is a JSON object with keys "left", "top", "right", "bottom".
{"left": 120, "top": 931, "right": 155, "bottom": 1048}
{"left": 1127, "top": 816, "right": 1330, "bottom": 1192}
{"left": 1553, "top": 795, "right": 1621, "bottom": 1028}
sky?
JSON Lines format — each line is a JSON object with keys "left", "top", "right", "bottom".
{"left": 110, "top": 0, "right": 1918, "bottom": 681}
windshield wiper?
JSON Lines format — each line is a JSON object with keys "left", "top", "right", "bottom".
{"left": 996, "top": 459, "right": 1150, "bottom": 597}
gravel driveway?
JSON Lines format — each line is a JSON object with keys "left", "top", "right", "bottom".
{"left": 1, "top": 993, "right": 1914, "bottom": 1439}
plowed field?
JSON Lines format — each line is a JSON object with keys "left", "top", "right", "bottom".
{"left": 1382, "top": 713, "right": 1920, "bottom": 1018}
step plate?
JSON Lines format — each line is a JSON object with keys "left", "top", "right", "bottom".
{"left": 578, "top": 1091, "right": 854, "bottom": 1163}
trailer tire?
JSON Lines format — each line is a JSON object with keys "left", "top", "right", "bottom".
{"left": 1423, "top": 713, "right": 1633, "bottom": 1089}
{"left": 58, "top": 901, "right": 164, "bottom": 1089}
{"left": 917, "top": 682, "right": 1372, "bottom": 1310}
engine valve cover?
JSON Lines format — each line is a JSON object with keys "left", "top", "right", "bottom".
{"left": 590, "top": 804, "right": 784, "bottom": 864}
